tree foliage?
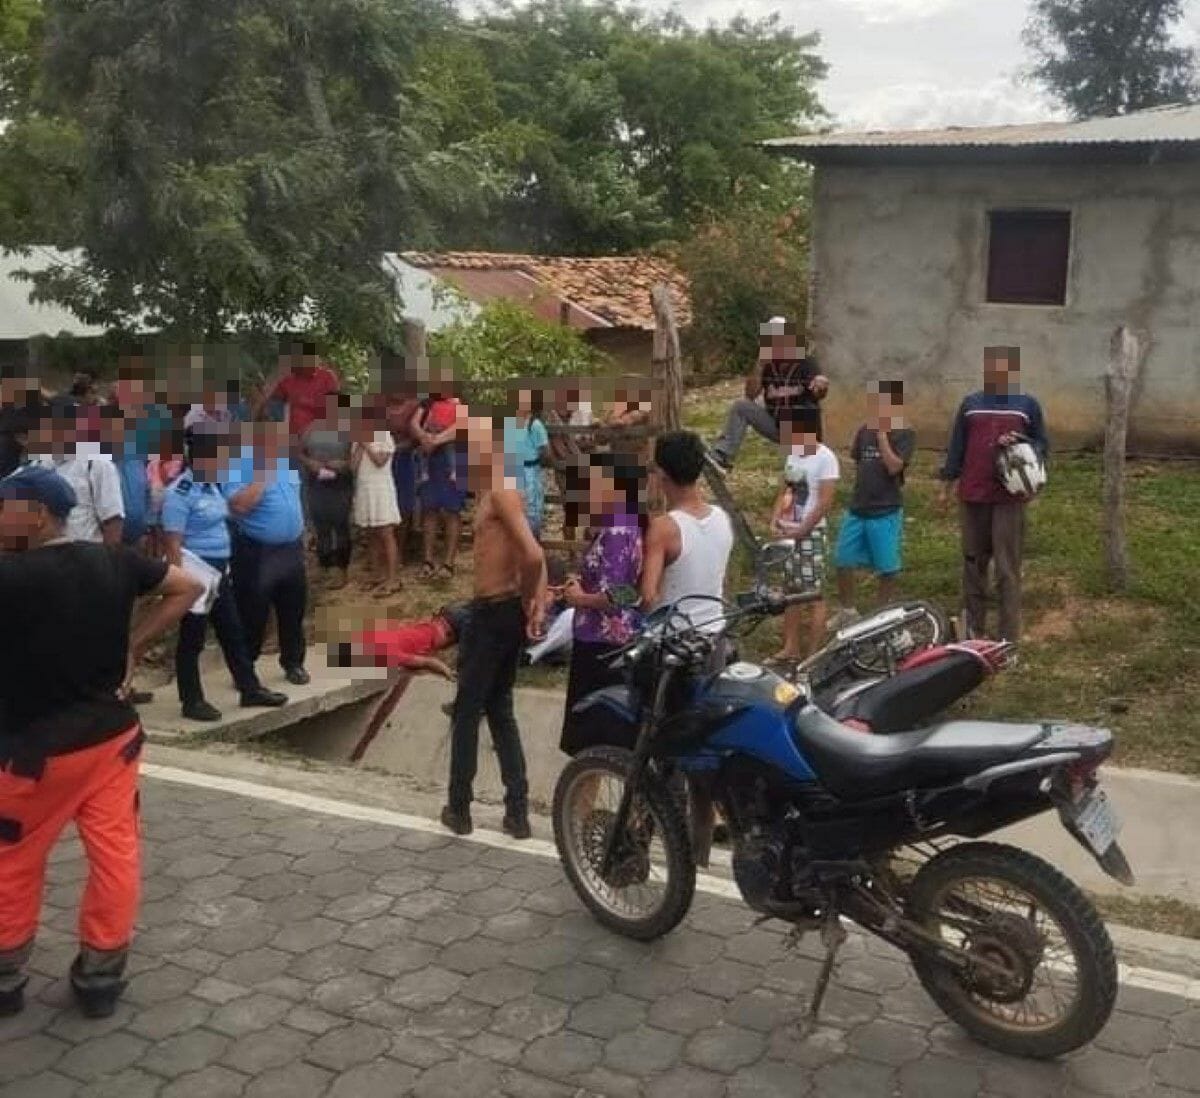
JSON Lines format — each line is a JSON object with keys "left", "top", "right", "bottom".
{"left": 0, "top": 0, "right": 828, "bottom": 351}
{"left": 1024, "top": 0, "right": 1198, "bottom": 118}
{"left": 5, "top": 0, "right": 502, "bottom": 342}
{"left": 676, "top": 199, "right": 810, "bottom": 377}
{"left": 429, "top": 298, "right": 602, "bottom": 393}
{"left": 434, "top": 0, "right": 827, "bottom": 253}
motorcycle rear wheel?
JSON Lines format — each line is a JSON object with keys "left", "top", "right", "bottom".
{"left": 553, "top": 747, "right": 695, "bottom": 942}
{"left": 906, "top": 841, "right": 1117, "bottom": 1059}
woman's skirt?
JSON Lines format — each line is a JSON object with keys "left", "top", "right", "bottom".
{"left": 560, "top": 640, "right": 635, "bottom": 756}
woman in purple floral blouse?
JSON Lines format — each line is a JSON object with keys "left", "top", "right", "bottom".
{"left": 559, "top": 454, "right": 646, "bottom": 755}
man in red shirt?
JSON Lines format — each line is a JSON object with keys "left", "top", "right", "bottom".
{"left": 255, "top": 342, "right": 340, "bottom": 442}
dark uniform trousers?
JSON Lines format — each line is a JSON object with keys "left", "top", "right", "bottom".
{"left": 230, "top": 533, "right": 308, "bottom": 672}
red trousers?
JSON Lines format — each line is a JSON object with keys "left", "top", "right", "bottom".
{"left": 0, "top": 727, "right": 142, "bottom": 957}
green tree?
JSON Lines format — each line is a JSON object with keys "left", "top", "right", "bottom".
{"left": 445, "top": 0, "right": 825, "bottom": 253}
{"left": 429, "top": 297, "right": 602, "bottom": 400}
{"left": 9, "top": 0, "right": 497, "bottom": 343}
{"left": 1024, "top": 0, "right": 1197, "bottom": 118}
{"left": 676, "top": 200, "right": 810, "bottom": 377}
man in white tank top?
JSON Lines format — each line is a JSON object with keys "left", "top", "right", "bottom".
{"left": 639, "top": 431, "right": 733, "bottom": 871}
{"left": 640, "top": 431, "right": 734, "bottom": 627}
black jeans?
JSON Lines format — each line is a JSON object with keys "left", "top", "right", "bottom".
{"left": 448, "top": 596, "right": 528, "bottom": 814}
{"left": 308, "top": 480, "right": 354, "bottom": 570}
{"left": 175, "top": 563, "right": 262, "bottom": 706}
{"left": 231, "top": 535, "right": 308, "bottom": 671}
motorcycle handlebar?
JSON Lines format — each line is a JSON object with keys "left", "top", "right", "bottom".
{"left": 607, "top": 590, "right": 823, "bottom": 670}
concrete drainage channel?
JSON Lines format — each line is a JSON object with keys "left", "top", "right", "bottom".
{"left": 266, "top": 673, "right": 572, "bottom": 814}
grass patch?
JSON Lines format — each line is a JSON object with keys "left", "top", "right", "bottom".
{"left": 1091, "top": 892, "right": 1200, "bottom": 942}
{"left": 307, "top": 383, "right": 1199, "bottom": 776}
{"left": 686, "top": 385, "right": 1200, "bottom": 776}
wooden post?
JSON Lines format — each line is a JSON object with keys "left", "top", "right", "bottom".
{"left": 651, "top": 283, "right": 683, "bottom": 433}
{"left": 1103, "top": 325, "right": 1146, "bottom": 592}
{"left": 403, "top": 318, "right": 428, "bottom": 375}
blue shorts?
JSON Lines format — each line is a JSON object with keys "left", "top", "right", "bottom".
{"left": 835, "top": 510, "right": 903, "bottom": 576}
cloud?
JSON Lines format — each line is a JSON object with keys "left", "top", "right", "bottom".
{"left": 834, "top": 77, "right": 1065, "bottom": 131}
{"left": 830, "top": 0, "right": 971, "bottom": 24}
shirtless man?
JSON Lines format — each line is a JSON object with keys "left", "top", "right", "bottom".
{"left": 442, "top": 412, "right": 547, "bottom": 840}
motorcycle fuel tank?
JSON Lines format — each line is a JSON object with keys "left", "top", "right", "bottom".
{"left": 680, "top": 663, "right": 819, "bottom": 784}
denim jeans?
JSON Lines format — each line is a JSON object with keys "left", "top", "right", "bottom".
{"left": 447, "top": 596, "right": 528, "bottom": 814}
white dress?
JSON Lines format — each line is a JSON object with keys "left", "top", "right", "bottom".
{"left": 353, "top": 431, "right": 401, "bottom": 527}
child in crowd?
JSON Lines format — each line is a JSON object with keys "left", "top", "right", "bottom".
{"left": 351, "top": 414, "right": 402, "bottom": 593}
{"left": 770, "top": 407, "right": 840, "bottom": 663}
{"left": 835, "top": 380, "right": 916, "bottom": 617}
{"left": 412, "top": 376, "right": 465, "bottom": 580}
{"left": 504, "top": 386, "right": 551, "bottom": 539}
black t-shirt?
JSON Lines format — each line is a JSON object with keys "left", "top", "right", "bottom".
{"left": 0, "top": 542, "right": 168, "bottom": 757}
{"left": 849, "top": 425, "right": 917, "bottom": 517}
{"left": 761, "top": 358, "right": 823, "bottom": 436}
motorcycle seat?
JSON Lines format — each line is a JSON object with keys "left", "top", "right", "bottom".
{"left": 793, "top": 708, "right": 1049, "bottom": 801}
{"left": 829, "top": 650, "right": 988, "bottom": 735}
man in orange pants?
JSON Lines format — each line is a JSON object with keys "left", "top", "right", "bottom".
{"left": 0, "top": 465, "right": 200, "bottom": 1018}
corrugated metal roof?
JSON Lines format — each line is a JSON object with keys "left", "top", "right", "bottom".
{"left": 764, "top": 102, "right": 1200, "bottom": 155}
{"left": 0, "top": 247, "right": 109, "bottom": 341}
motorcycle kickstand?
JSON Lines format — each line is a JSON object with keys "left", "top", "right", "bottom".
{"left": 799, "top": 916, "right": 848, "bottom": 1036}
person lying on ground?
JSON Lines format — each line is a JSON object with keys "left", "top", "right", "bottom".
{"left": 330, "top": 603, "right": 472, "bottom": 681}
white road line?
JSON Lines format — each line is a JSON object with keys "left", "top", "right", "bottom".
{"left": 143, "top": 762, "right": 1200, "bottom": 1004}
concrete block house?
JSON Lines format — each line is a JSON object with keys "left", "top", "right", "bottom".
{"left": 767, "top": 103, "right": 1200, "bottom": 453}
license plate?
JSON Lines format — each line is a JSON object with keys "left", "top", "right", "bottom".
{"left": 1071, "top": 790, "right": 1121, "bottom": 855}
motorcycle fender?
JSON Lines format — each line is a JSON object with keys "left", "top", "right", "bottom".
{"left": 1056, "top": 805, "right": 1137, "bottom": 887}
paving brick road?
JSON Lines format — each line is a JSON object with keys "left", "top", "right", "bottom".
{"left": 1, "top": 774, "right": 1198, "bottom": 1098}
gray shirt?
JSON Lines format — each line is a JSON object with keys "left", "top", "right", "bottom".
{"left": 849, "top": 426, "right": 916, "bottom": 517}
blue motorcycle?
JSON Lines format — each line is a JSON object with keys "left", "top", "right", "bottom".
{"left": 552, "top": 592, "right": 1133, "bottom": 1059}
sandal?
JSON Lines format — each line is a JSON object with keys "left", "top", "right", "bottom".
{"left": 437, "top": 563, "right": 455, "bottom": 581}
{"left": 418, "top": 561, "right": 436, "bottom": 580}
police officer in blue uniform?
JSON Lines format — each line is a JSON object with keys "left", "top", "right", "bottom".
{"left": 225, "top": 423, "right": 310, "bottom": 686}
{"left": 161, "top": 427, "right": 287, "bottom": 722}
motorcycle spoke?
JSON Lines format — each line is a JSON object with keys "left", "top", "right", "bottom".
{"left": 561, "top": 768, "right": 672, "bottom": 923}
{"left": 927, "top": 874, "right": 1080, "bottom": 1035}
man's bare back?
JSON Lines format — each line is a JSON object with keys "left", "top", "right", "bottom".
{"left": 473, "top": 488, "right": 522, "bottom": 599}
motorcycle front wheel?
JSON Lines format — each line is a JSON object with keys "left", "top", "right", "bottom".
{"left": 905, "top": 841, "right": 1118, "bottom": 1059}
{"left": 552, "top": 746, "right": 695, "bottom": 942}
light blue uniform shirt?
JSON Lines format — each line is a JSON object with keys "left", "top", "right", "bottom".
{"left": 222, "top": 446, "right": 304, "bottom": 545}
{"left": 161, "top": 470, "right": 232, "bottom": 561}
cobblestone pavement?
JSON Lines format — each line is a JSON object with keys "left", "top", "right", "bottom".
{"left": 2, "top": 774, "right": 1199, "bottom": 1098}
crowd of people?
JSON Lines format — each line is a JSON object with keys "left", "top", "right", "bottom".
{"left": 0, "top": 316, "right": 1049, "bottom": 1020}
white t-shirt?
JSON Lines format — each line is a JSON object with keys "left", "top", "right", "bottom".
{"left": 783, "top": 445, "right": 840, "bottom": 527}
{"left": 33, "top": 452, "right": 125, "bottom": 542}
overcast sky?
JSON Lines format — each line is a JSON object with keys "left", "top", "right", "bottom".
{"left": 479, "top": 0, "right": 1200, "bottom": 132}
{"left": 663, "top": 0, "right": 1200, "bottom": 130}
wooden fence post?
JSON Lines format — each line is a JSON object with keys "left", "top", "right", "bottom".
{"left": 403, "top": 318, "right": 428, "bottom": 376}
{"left": 651, "top": 283, "right": 683, "bottom": 433}
{"left": 1103, "top": 325, "right": 1146, "bottom": 592}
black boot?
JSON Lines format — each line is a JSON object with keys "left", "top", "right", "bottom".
{"left": 70, "top": 954, "right": 126, "bottom": 1019}
{"left": 240, "top": 687, "right": 288, "bottom": 708}
{"left": 503, "top": 811, "right": 532, "bottom": 841}
{"left": 440, "top": 805, "right": 473, "bottom": 836}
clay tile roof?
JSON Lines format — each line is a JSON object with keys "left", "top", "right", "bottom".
{"left": 401, "top": 251, "right": 691, "bottom": 331}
